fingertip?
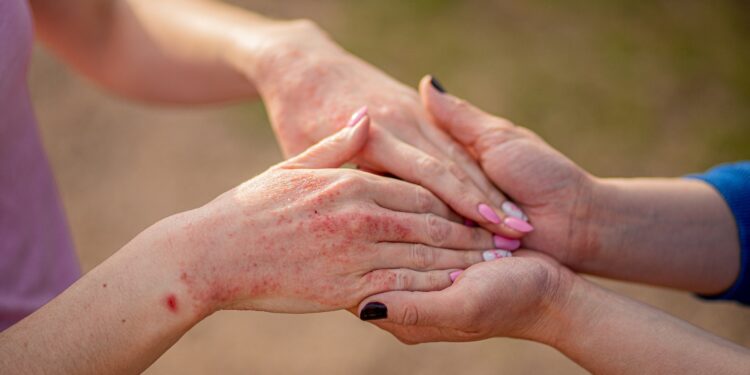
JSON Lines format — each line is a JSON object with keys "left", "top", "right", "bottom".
{"left": 359, "top": 301, "right": 388, "bottom": 321}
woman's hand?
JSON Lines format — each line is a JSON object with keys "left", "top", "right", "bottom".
{"left": 233, "top": 21, "right": 530, "bottom": 239}
{"left": 416, "top": 76, "right": 594, "bottom": 267}
{"left": 354, "top": 251, "right": 574, "bottom": 344}
{"left": 417, "top": 76, "right": 740, "bottom": 293}
{"left": 357, "top": 251, "right": 750, "bottom": 375}
{"left": 171, "top": 112, "right": 498, "bottom": 315}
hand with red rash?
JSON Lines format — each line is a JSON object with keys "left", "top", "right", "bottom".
{"left": 238, "top": 21, "right": 531, "bottom": 239}
{"left": 171, "top": 112, "right": 499, "bottom": 314}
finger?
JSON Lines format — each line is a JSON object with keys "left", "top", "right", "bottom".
{"left": 357, "top": 287, "right": 464, "bottom": 326}
{"left": 414, "top": 113, "right": 506, "bottom": 206}
{"left": 419, "top": 76, "right": 534, "bottom": 224}
{"left": 280, "top": 106, "right": 370, "bottom": 170}
{"left": 368, "top": 178, "right": 460, "bottom": 222}
{"left": 360, "top": 269, "right": 458, "bottom": 298}
{"left": 374, "top": 243, "right": 489, "bottom": 271}
{"left": 381, "top": 211, "right": 495, "bottom": 250}
{"left": 363, "top": 129, "right": 525, "bottom": 237}
{"left": 419, "top": 76, "right": 517, "bottom": 157}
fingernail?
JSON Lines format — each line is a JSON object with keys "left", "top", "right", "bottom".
{"left": 482, "top": 249, "right": 513, "bottom": 261}
{"left": 430, "top": 76, "right": 446, "bottom": 93}
{"left": 493, "top": 235, "right": 521, "bottom": 250}
{"left": 449, "top": 270, "right": 463, "bottom": 282}
{"left": 360, "top": 302, "right": 388, "bottom": 321}
{"left": 501, "top": 201, "right": 528, "bottom": 222}
{"left": 463, "top": 218, "right": 478, "bottom": 227}
{"left": 477, "top": 203, "right": 501, "bottom": 224}
{"left": 504, "top": 217, "right": 534, "bottom": 233}
{"left": 348, "top": 106, "right": 368, "bottom": 127}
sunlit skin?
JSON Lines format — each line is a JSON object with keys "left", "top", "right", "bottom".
{"left": 3, "top": 0, "right": 747, "bottom": 373}
{"left": 31, "top": 0, "right": 526, "bottom": 238}
{"left": 0, "top": 116, "right": 498, "bottom": 373}
{"left": 359, "top": 79, "right": 749, "bottom": 374}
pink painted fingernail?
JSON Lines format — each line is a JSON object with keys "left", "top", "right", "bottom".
{"left": 477, "top": 203, "right": 501, "bottom": 224}
{"left": 463, "top": 218, "right": 478, "bottom": 227}
{"left": 493, "top": 235, "right": 521, "bottom": 250}
{"left": 347, "top": 106, "right": 368, "bottom": 127}
{"left": 449, "top": 270, "right": 463, "bottom": 282}
{"left": 504, "top": 216, "right": 534, "bottom": 233}
{"left": 482, "top": 249, "right": 513, "bottom": 261}
{"left": 501, "top": 201, "right": 528, "bottom": 222}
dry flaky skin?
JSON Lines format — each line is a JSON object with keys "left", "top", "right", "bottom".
{"left": 175, "top": 165, "right": 490, "bottom": 315}
{"left": 237, "top": 21, "right": 527, "bottom": 238}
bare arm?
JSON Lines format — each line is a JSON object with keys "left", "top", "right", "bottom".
{"left": 356, "top": 251, "right": 750, "bottom": 374}
{"left": 0, "top": 119, "right": 497, "bottom": 373}
{"left": 550, "top": 273, "right": 750, "bottom": 374}
{"left": 30, "top": 0, "right": 299, "bottom": 103}
{"left": 416, "top": 77, "right": 740, "bottom": 294}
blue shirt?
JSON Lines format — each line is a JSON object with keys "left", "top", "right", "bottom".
{"left": 687, "top": 161, "right": 750, "bottom": 305}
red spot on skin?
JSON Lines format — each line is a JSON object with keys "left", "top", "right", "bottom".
{"left": 165, "top": 294, "right": 179, "bottom": 313}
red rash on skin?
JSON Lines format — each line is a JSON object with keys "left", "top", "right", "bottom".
{"left": 165, "top": 294, "right": 179, "bottom": 313}
{"left": 173, "top": 171, "right": 418, "bottom": 312}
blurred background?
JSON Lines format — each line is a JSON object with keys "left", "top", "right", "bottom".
{"left": 29, "top": 0, "right": 750, "bottom": 373}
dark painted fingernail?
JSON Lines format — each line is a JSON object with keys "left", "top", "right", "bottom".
{"left": 360, "top": 302, "right": 388, "bottom": 321}
{"left": 430, "top": 76, "right": 446, "bottom": 93}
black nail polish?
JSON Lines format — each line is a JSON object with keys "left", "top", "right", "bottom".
{"left": 430, "top": 76, "right": 446, "bottom": 93}
{"left": 359, "top": 302, "right": 388, "bottom": 321}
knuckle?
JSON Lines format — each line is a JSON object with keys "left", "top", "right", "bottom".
{"left": 428, "top": 271, "right": 445, "bottom": 289}
{"left": 416, "top": 156, "right": 446, "bottom": 179}
{"left": 333, "top": 173, "right": 366, "bottom": 193}
{"left": 410, "top": 244, "right": 436, "bottom": 269}
{"left": 425, "top": 214, "right": 452, "bottom": 246}
{"left": 414, "top": 186, "right": 434, "bottom": 212}
{"left": 394, "top": 271, "right": 411, "bottom": 290}
{"left": 400, "top": 304, "right": 421, "bottom": 326}
{"left": 447, "top": 163, "right": 471, "bottom": 184}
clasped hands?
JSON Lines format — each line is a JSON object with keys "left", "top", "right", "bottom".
{"left": 166, "top": 74, "right": 591, "bottom": 348}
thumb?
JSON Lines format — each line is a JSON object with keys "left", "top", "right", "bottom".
{"left": 280, "top": 107, "right": 370, "bottom": 169}
{"left": 418, "top": 75, "right": 516, "bottom": 155}
{"left": 358, "top": 288, "right": 463, "bottom": 327}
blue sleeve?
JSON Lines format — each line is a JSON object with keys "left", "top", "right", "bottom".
{"left": 686, "top": 161, "right": 750, "bottom": 305}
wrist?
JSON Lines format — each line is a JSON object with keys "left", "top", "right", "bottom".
{"left": 529, "top": 272, "right": 601, "bottom": 349}
{"left": 226, "top": 18, "right": 345, "bottom": 95}
{"left": 142, "top": 211, "right": 225, "bottom": 320}
{"left": 514, "top": 263, "right": 583, "bottom": 345}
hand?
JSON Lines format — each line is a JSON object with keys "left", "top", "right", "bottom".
{"left": 416, "top": 76, "right": 597, "bottom": 267}
{"left": 354, "top": 251, "right": 575, "bottom": 344}
{"left": 168, "top": 112, "right": 498, "bottom": 315}
{"left": 235, "top": 21, "right": 529, "bottom": 239}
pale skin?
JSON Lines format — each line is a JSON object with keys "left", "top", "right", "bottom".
{"left": 359, "top": 77, "right": 749, "bottom": 374}
{"left": 29, "top": 0, "right": 527, "bottom": 238}
{"left": 0, "top": 117, "right": 499, "bottom": 374}
{"left": 7, "top": 0, "right": 747, "bottom": 372}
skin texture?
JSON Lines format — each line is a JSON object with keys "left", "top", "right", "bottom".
{"left": 417, "top": 76, "right": 740, "bottom": 294}
{"left": 0, "top": 117, "right": 495, "bottom": 374}
{"left": 359, "top": 82, "right": 749, "bottom": 373}
{"left": 360, "top": 253, "right": 750, "bottom": 374}
{"left": 30, "top": 0, "right": 525, "bottom": 238}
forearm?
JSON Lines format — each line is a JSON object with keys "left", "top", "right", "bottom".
{"left": 577, "top": 177, "right": 739, "bottom": 294}
{"left": 0, "top": 215, "right": 207, "bottom": 374}
{"left": 31, "top": 0, "right": 326, "bottom": 104}
{"left": 543, "top": 277, "right": 750, "bottom": 374}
